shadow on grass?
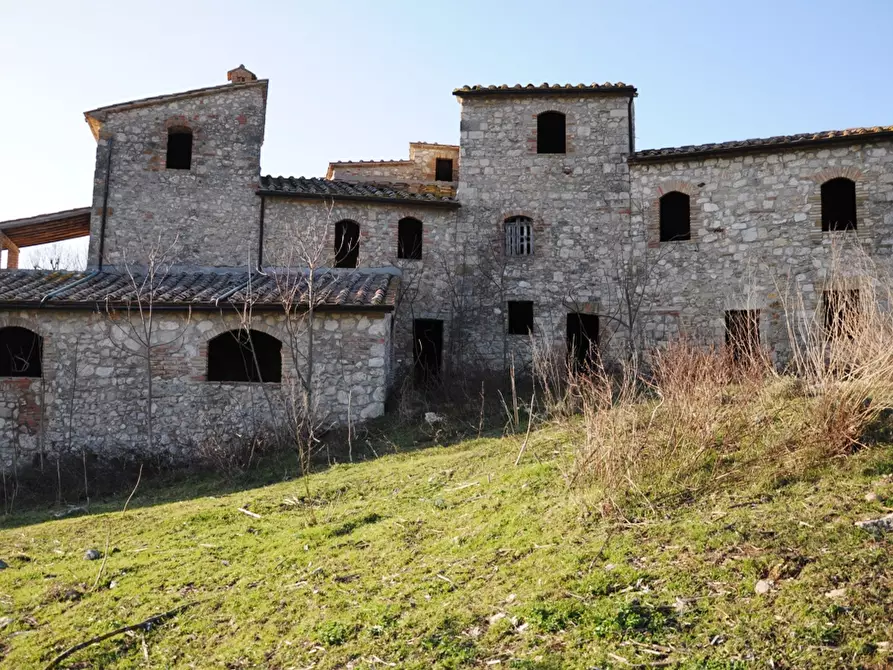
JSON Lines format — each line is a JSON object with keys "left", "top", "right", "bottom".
{"left": 0, "top": 413, "right": 512, "bottom": 530}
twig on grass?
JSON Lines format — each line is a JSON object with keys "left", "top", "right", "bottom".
{"left": 44, "top": 599, "right": 203, "bottom": 669}
{"left": 91, "top": 464, "right": 143, "bottom": 592}
{"left": 237, "top": 507, "right": 262, "bottom": 519}
{"left": 514, "top": 385, "right": 537, "bottom": 466}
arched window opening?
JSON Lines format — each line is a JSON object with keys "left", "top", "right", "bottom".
{"left": 821, "top": 178, "right": 857, "bottom": 231}
{"left": 536, "top": 111, "right": 566, "bottom": 154}
{"left": 166, "top": 128, "right": 193, "bottom": 170}
{"left": 659, "top": 191, "right": 691, "bottom": 242}
{"left": 207, "top": 329, "right": 282, "bottom": 383}
{"left": 0, "top": 326, "right": 43, "bottom": 378}
{"left": 398, "top": 217, "right": 423, "bottom": 259}
{"left": 505, "top": 216, "right": 533, "bottom": 256}
{"left": 334, "top": 220, "right": 360, "bottom": 268}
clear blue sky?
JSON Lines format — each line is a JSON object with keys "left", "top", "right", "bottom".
{"left": 2, "top": 0, "right": 892, "bottom": 232}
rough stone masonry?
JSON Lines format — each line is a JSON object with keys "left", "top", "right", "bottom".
{"left": 1, "top": 66, "right": 892, "bottom": 466}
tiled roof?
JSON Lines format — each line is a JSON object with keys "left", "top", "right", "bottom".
{"left": 630, "top": 126, "right": 893, "bottom": 163}
{"left": 0, "top": 269, "right": 399, "bottom": 311}
{"left": 84, "top": 79, "right": 268, "bottom": 120}
{"left": 257, "top": 176, "right": 459, "bottom": 207}
{"left": 453, "top": 82, "right": 636, "bottom": 97}
{"left": 327, "top": 159, "right": 411, "bottom": 167}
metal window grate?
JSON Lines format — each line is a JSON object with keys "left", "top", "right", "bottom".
{"left": 505, "top": 216, "right": 533, "bottom": 256}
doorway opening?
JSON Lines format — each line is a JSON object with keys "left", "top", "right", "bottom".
{"left": 566, "top": 313, "right": 599, "bottom": 371}
{"left": 413, "top": 319, "right": 443, "bottom": 382}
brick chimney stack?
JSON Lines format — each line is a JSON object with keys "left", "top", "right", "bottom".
{"left": 227, "top": 65, "right": 257, "bottom": 84}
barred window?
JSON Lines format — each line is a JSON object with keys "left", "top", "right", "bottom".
{"left": 505, "top": 216, "right": 533, "bottom": 256}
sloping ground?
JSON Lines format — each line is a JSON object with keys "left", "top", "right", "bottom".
{"left": 0, "top": 426, "right": 891, "bottom": 669}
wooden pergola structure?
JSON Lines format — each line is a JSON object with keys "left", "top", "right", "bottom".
{"left": 0, "top": 207, "right": 90, "bottom": 268}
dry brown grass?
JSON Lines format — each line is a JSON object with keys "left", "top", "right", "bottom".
{"left": 553, "top": 247, "right": 893, "bottom": 512}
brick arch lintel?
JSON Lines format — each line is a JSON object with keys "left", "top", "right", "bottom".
{"left": 811, "top": 166, "right": 865, "bottom": 184}
{"left": 201, "top": 320, "right": 290, "bottom": 347}
{"left": 0, "top": 315, "right": 47, "bottom": 337}
{"left": 655, "top": 179, "right": 700, "bottom": 198}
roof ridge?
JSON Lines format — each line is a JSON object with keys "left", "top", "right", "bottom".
{"left": 257, "top": 175, "right": 459, "bottom": 206}
{"left": 84, "top": 79, "right": 268, "bottom": 119}
{"left": 631, "top": 124, "right": 893, "bottom": 162}
{"left": 453, "top": 82, "right": 636, "bottom": 97}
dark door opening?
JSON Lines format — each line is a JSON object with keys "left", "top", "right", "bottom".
{"left": 413, "top": 319, "right": 443, "bottom": 382}
{"left": 566, "top": 313, "right": 599, "bottom": 371}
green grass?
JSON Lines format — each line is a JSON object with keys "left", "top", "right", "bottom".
{"left": 1, "top": 422, "right": 892, "bottom": 669}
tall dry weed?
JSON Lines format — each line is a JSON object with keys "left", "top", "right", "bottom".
{"left": 782, "top": 245, "right": 893, "bottom": 456}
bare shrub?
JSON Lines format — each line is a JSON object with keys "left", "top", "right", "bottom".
{"left": 782, "top": 244, "right": 893, "bottom": 456}
{"left": 193, "top": 427, "right": 277, "bottom": 477}
{"left": 563, "top": 245, "right": 893, "bottom": 514}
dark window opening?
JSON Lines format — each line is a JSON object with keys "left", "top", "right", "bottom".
{"left": 508, "top": 301, "right": 534, "bottom": 335}
{"left": 0, "top": 327, "right": 43, "bottom": 378}
{"left": 166, "top": 128, "right": 193, "bottom": 170}
{"left": 567, "top": 313, "right": 599, "bottom": 372}
{"left": 725, "top": 310, "right": 760, "bottom": 362}
{"left": 334, "top": 219, "right": 360, "bottom": 268}
{"left": 398, "top": 217, "right": 423, "bottom": 259}
{"left": 207, "top": 329, "right": 282, "bottom": 383}
{"left": 413, "top": 319, "right": 443, "bottom": 382}
{"left": 505, "top": 216, "right": 533, "bottom": 256}
{"left": 821, "top": 178, "right": 857, "bottom": 231}
{"left": 435, "top": 158, "right": 454, "bottom": 182}
{"left": 824, "top": 289, "right": 860, "bottom": 339}
{"left": 659, "top": 191, "right": 691, "bottom": 241}
{"left": 536, "top": 111, "right": 566, "bottom": 154}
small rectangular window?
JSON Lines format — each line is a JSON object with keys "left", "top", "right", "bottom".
{"left": 725, "top": 310, "right": 760, "bottom": 362}
{"left": 508, "top": 301, "right": 534, "bottom": 335}
{"left": 435, "top": 158, "right": 454, "bottom": 182}
{"left": 823, "top": 289, "right": 860, "bottom": 339}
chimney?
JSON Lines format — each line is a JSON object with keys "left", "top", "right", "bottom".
{"left": 227, "top": 65, "right": 257, "bottom": 84}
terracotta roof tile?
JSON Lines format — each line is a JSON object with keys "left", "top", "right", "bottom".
{"left": 0, "top": 269, "right": 399, "bottom": 311}
{"left": 453, "top": 82, "right": 636, "bottom": 97}
{"left": 631, "top": 126, "right": 893, "bottom": 162}
{"left": 257, "top": 176, "right": 459, "bottom": 207}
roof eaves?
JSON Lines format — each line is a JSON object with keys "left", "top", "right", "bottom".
{"left": 629, "top": 128, "right": 893, "bottom": 164}
{"left": 256, "top": 189, "right": 460, "bottom": 208}
{"left": 0, "top": 300, "right": 396, "bottom": 313}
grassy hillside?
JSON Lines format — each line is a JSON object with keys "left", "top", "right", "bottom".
{"left": 1, "top": 417, "right": 892, "bottom": 669}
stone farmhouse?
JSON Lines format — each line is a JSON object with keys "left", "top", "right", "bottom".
{"left": 1, "top": 65, "right": 892, "bottom": 465}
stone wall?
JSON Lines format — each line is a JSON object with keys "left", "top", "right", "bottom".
{"left": 262, "top": 197, "right": 460, "bottom": 374}
{"left": 0, "top": 308, "right": 391, "bottom": 469}
{"left": 628, "top": 141, "right": 893, "bottom": 360}
{"left": 85, "top": 82, "right": 267, "bottom": 268}
{"left": 328, "top": 142, "right": 459, "bottom": 185}
{"left": 453, "top": 91, "right": 636, "bottom": 370}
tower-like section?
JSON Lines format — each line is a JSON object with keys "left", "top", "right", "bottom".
{"left": 84, "top": 66, "right": 268, "bottom": 268}
{"left": 452, "top": 83, "right": 637, "bottom": 366}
